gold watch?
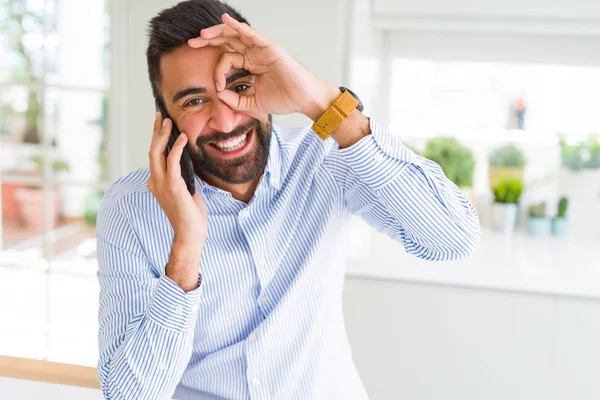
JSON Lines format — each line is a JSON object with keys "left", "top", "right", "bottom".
{"left": 311, "top": 87, "right": 364, "bottom": 140}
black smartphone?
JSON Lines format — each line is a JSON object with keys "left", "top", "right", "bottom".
{"left": 155, "top": 100, "right": 196, "bottom": 195}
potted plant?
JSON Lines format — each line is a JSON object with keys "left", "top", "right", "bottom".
{"left": 558, "top": 134, "right": 600, "bottom": 201}
{"left": 491, "top": 175, "right": 524, "bottom": 234}
{"left": 488, "top": 144, "right": 526, "bottom": 187}
{"left": 527, "top": 201, "right": 551, "bottom": 236}
{"left": 552, "top": 197, "right": 569, "bottom": 236}
{"left": 14, "top": 155, "right": 70, "bottom": 231}
{"left": 423, "top": 137, "right": 476, "bottom": 202}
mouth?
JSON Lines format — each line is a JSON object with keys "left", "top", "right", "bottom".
{"left": 207, "top": 128, "right": 254, "bottom": 159}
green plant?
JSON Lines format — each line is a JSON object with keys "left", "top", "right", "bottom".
{"left": 491, "top": 175, "right": 524, "bottom": 204}
{"left": 488, "top": 144, "right": 526, "bottom": 167}
{"left": 423, "top": 137, "right": 475, "bottom": 187}
{"left": 84, "top": 190, "right": 105, "bottom": 226}
{"left": 528, "top": 202, "right": 546, "bottom": 218}
{"left": 1, "top": 0, "right": 45, "bottom": 143}
{"left": 557, "top": 197, "right": 569, "bottom": 218}
{"left": 559, "top": 134, "right": 600, "bottom": 171}
{"left": 28, "top": 155, "right": 70, "bottom": 174}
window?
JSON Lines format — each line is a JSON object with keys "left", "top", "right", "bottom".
{"left": 0, "top": 0, "right": 111, "bottom": 366}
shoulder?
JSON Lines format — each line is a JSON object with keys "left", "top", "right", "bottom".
{"left": 103, "top": 168, "right": 151, "bottom": 202}
{"left": 97, "top": 168, "right": 157, "bottom": 227}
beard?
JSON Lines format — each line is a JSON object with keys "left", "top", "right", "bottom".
{"left": 188, "top": 115, "right": 272, "bottom": 185}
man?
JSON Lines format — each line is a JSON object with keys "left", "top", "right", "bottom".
{"left": 95, "top": 1, "right": 481, "bottom": 399}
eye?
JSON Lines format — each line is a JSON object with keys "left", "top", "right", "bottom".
{"left": 183, "top": 98, "right": 204, "bottom": 108}
{"left": 233, "top": 84, "right": 250, "bottom": 93}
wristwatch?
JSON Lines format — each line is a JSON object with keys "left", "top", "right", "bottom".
{"left": 311, "top": 87, "right": 364, "bottom": 140}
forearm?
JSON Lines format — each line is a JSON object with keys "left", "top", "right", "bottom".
{"left": 167, "top": 238, "right": 204, "bottom": 292}
{"left": 326, "top": 119, "right": 481, "bottom": 260}
{"left": 100, "top": 316, "right": 195, "bottom": 399}
{"left": 377, "top": 158, "right": 481, "bottom": 259}
{"left": 98, "top": 273, "right": 202, "bottom": 400}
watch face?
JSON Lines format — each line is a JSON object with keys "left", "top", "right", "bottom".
{"left": 340, "top": 87, "right": 364, "bottom": 112}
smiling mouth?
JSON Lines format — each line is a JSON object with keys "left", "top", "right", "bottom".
{"left": 209, "top": 132, "right": 249, "bottom": 152}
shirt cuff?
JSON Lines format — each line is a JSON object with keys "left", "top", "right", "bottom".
{"left": 146, "top": 273, "right": 203, "bottom": 331}
{"left": 338, "top": 119, "right": 415, "bottom": 189}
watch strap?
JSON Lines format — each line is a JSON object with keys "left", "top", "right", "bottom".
{"left": 311, "top": 89, "right": 360, "bottom": 140}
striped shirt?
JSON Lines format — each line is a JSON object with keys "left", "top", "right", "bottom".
{"left": 95, "top": 119, "right": 481, "bottom": 400}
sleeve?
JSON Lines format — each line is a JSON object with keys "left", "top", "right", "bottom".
{"left": 324, "top": 119, "right": 482, "bottom": 261}
{"left": 95, "top": 190, "right": 203, "bottom": 400}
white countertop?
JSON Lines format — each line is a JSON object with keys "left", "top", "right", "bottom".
{"left": 346, "top": 226, "right": 600, "bottom": 300}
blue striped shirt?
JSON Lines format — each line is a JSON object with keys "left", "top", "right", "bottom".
{"left": 95, "top": 119, "right": 481, "bottom": 400}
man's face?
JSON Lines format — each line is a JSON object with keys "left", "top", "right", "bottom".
{"left": 158, "top": 45, "right": 272, "bottom": 184}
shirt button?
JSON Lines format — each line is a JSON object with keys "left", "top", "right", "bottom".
{"left": 252, "top": 377, "right": 261, "bottom": 386}
{"left": 259, "top": 295, "right": 268, "bottom": 305}
{"left": 158, "top": 361, "right": 166, "bottom": 370}
{"left": 248, "top": 333, "right": 257, "bottom": 342}
{"left": 374, "top": 153, "right": 384, "bottom": 163}
{"left": 174, "top": 305, "right": 184, "bottom": 314}
{"left": 257, "top": 256, "right": 266, "bottom": 266}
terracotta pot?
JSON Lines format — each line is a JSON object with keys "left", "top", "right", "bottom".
{"left": 1, "top": 182, "right": 26, "bottom": 222}
{"left": 14, "top": 187, "right": 61, "bottom": 231}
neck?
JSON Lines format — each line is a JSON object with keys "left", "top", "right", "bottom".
{"left": 197, "top": 170, "right": 260, "bottom": 203}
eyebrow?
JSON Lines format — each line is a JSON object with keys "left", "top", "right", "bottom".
{"left": 171, "top": 69, "right": 253, "bottom": 104}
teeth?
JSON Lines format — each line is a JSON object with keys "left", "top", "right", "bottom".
{"left": 214, "top": 133, "right": 248, "bottom": 152}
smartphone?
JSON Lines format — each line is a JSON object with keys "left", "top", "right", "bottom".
{"left": 155, "top": 100, "right": 196, "bottom": 195}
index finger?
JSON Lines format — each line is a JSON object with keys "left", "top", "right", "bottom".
{"left": 221, "top": 13, "right": 271, "bottom": 47}
{"left": 151, "top": 111, "right": 163, "bottom": 147}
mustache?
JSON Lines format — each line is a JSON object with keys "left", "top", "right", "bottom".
{"left": 196, "top": 119, "right": 260, "bottom": 146}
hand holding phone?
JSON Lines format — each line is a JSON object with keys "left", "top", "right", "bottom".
{"left": 148, "top": 106, "right": 208, "bottom": 292}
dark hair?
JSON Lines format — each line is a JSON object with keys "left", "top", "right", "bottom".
{"left": 146, "top": 0, "right": 249, "bottom": 103}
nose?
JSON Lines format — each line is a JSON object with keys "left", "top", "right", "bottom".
{"left": 206, "top": 98, "right": 242, "bottom": 133}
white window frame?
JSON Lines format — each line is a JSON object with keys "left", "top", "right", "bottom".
{"left": 0, "top": 0, "right": 127, "bottom": 260}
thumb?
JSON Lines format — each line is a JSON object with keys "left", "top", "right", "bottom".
{"left": 217, "top": 90, "right": 257, "bottom": 113}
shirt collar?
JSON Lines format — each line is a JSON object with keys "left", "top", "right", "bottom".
{"left": 264, "top": 126, "right": 283, "bottom": 191}
{"left": 193, "top": 125, "right": 284, "bottom": 194}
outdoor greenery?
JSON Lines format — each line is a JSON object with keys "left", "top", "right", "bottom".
{"left": 0, "top": 0, "right": 48, "bottom": 143}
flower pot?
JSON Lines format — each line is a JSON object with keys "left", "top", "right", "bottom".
{"left": 527, "top": 217, "right": 551, "bottom": 237}
{"left": 551, "top": 218, "right": 568, "bottom": 237}
{"left": 14, "top": 187, "right": 61, "bottom": 231}
{"left": 1, "top": 181, "right": 26, "bottom": 223}
{"left": 492, "top": 203, "right": 519, "bottom": 235}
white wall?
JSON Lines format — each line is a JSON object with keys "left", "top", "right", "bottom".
{"left": 120, "top": 0, "right": 349, "bottom": 172}
{"left": 372, "top": 0, "right": 600, "bottom": 19}
{"left": 343, "top": 277, "right": 600, "bottom": 400}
